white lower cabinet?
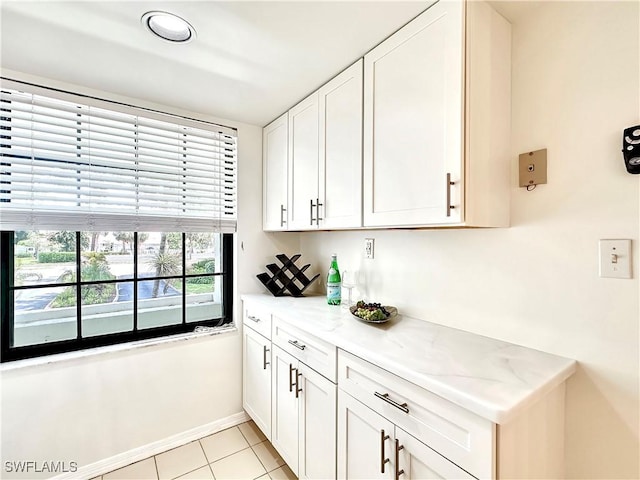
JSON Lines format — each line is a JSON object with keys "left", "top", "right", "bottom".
{"left": 337, "top": 390, "right": 473, "bottom": 480}
{"left": 271, "top": 346, "right": 300, "bottom": 471}
{"left": 337, "top": 389, "right": 395, "bottom": 480}
{"left": 271, "top": 345, "right": 337, "bottom": 479}
{"left": 242, "top": 322, "right": 272, "bottom": 440}
{"left": 242, "top": 299, "right": 570, "bottom": 480}
{"left": 298, "top": 362, "right": 337, "bottom": 479}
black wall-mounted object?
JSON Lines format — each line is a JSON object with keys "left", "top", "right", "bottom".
{"left": 257, "top": 254, "right": 320, "bottom": 297}
{"left": 623, "top": 125, "right": 640, "bottom": 174}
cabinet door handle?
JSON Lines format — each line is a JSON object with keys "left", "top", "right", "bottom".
{"left": 280, "top": 204, "right": 287, "bottom": 227}
{"left": 295, "top": 371, "right": 303, "bottom": 398}
{"left": 380, "top": 429, "right": 390, "bottom": 474}
{"left": 395, "top": 439, "right": 405, "bottom": 479}
{"left": 263, "top": 345, "right": 270, "bottom": 370}
{"left": 310, "top": 199, "right": 316, "bottom": 225}
{"left": 288, "top": 339, "right": 306, "bottom": 350}
{"left": 247, "top": 315, "right": 260, "bottom": 323}
{"left": 446, "top": 173, "right": 455, "bottom": 217}
{"left": 289, "top": 364, "right": 296, "bottom": 392}
{"left": 374, "top": 392, "right": 409, "bottom": 414}
{"left": 316, "top": 198, "right": 323, "bottom": 224}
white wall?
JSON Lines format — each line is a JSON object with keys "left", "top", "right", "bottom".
{"left": 300, "top": 2, "right": 639, "bottom": 478}
{"left": 0, "top": 71, "right": 300, "bottom": 478}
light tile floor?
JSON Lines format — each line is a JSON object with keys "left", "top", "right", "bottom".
{"left": 92, "top": 421, "right": 296, "bottom": 480}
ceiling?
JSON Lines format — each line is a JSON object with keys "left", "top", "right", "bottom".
{"left": 0, "top": 1, "right": 440, "bottom": 126}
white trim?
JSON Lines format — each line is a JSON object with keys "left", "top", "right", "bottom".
{"left": 0, "top": 325, "right": 237, "bottom": 373}
{"left": 51, "top": 411, "right": 250, "bottom": 480}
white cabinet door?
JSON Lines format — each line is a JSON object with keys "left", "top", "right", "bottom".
{"left": 337, "top": 390, "right": 395, "bottom": 480}
{"left": 263, "top": 113, "right": 289, "bottom": 231}
{"left": 363, "top": 1, "right": 464, "bottom": 227}
{"left": 298, "top": 363, "right": 337, "bottom": 480}
{"left": 242, "top": 326, "right": 272, "bottom": 440}
{"left": 395, "top": 428, "right": 475, "bottom": 480}
{"left": 318, "top": 59, "right": 363, "bottom": 229}
{"left": 288, "top": 93, "right": 320, "bottom": 230}
{"left": 271, "top": 346, "right": 300, "bottom": 474}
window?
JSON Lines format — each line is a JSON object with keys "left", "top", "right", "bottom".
{"left": 1, "top": 231, "right": 233, "bottom": 361}
{"left": 0, "top": 80, "right": 237, "bottom": 362}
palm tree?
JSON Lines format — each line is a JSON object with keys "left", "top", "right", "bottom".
{"left": 150, "top": 233, "right": 181, "bottom": 297}
{"left": 114, "top": 232, "right": 133, "bottom": 253}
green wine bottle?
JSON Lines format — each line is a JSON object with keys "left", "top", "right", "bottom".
{"left": 327, "top": 254, "right": 341, "bottom": 305}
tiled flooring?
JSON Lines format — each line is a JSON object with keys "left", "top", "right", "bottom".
{"left": 92, "top": 421, "right": 296, "bottom": 480}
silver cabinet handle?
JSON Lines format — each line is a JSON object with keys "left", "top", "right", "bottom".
{"left": 288, "top": 339, "right": 306, "bottom": 350}
{"left": 289, "top": 364, "right": 296, "bottom": 392}
{"left": 263, "top": 345, "right": 270, "bottom": 370}
{"left": 280, "top": 204, "right": 287, "bottom": 227}
{"left": 446, "top": 173, "right": 455, "bottom": 217}
{"left": 380, "top": 429, "right": 390, "bottom": 474}
{"left": 247, "top": 315, "right": 260, "bottom": 323}
{"left": 316, "top": 198, "right": 323, "bottom": 224}
{"left": 395, "top": 439, "right": 405, "bottom": 479}
{"left": 374, "top": 392, "right": 409, "bottom": 414}
{"left": 295, "top": 371, "right": 303, "bottom": 398}
{"left": 310, "top": 198, "right": 316, "bottom": 225}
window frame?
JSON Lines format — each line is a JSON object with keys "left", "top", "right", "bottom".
{"left": 0, "top": 231, "right": 234, "bottom": 363}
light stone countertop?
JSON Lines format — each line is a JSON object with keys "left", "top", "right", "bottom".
{"left": 240, "top": 293, "right": 576, "bottom": 424}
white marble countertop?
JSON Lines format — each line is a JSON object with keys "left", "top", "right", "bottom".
{"left": 240, "top": 293, "right": 576, "bottom": 424}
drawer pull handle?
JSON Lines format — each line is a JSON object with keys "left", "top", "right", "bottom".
{"left": 247, "top": 315, "right": 261, "bottom": 323}
{"left": 296, "top": 371, "right": 303, "bottom": 398}
{"left": 374, "top": 392, "right": 409, "bottom": 414}
{"left": 395, "top": 439, "right": 405, "bottom": 479}
{"left": 380, "top": 429, "right": 390, "bottom": 473}
{"left": 288, "top": 339, "right": 306, "bottom": 350}
{"left": 289, "top": 364, "right": 296, "bottom": 392}
{"left": 263, "top": 345, "right": 270, "bottom": 370}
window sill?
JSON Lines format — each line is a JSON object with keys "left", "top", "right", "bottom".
{"left": 0, "top": 324, "right": 237, "bottom": 373}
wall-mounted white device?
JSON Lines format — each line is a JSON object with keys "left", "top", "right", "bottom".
{"left": 599, "top": 239, "right": 632, "bottom": 279}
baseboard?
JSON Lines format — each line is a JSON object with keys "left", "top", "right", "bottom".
{"left": 51, "top": 411, "right": 250, "bottom": 480}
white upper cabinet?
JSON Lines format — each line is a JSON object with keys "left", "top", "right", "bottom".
{"left": 318, "top": 60, "right": 363, "bottom": 229}
{"left": 286, "top": 60, "right": 363, "bottom": 231}
{"left": 363, "top": 0, "right": 511, "bottom": 228}
{"left": 263, "top": 0, "right": 510, "bottom": 231}
{"left": 288, "top": 93, "right": 320, "bottom": 230}
{"left": 263, "top": 113, "right": 289, "bottom": 231}
{"left": 363, "top": 0, "right": 464, "bottom": 227}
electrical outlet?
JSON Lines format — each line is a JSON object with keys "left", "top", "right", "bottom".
{"left": 364, "top": 238, "right": 374, "bottom": 259}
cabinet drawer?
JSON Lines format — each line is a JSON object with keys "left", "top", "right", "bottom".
{"left": 243, "top": 302, "right": 272, "bottom": 339}
{"left": 338, "top": 350, "right": 494, "bottom": 478}
{"left": 273, "top": 317, "right": 337, "bottom": 382}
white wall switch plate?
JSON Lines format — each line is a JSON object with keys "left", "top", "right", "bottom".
{"left": 364, "top": 238, "right": 374, "bottom": 259}
{"left": 599, "top": 239, "right": 632, "bottom": 279}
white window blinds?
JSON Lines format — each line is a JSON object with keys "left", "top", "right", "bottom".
{"left": 0, "top": 81, "right": 237, "bottom": 233}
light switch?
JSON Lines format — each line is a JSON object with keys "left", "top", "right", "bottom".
{"left": 599, "top": 239, "right": 632, "bottom": 279}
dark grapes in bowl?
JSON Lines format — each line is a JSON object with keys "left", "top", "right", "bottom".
{"left": 350, "top": 301, "right": 398, "bottom": 323}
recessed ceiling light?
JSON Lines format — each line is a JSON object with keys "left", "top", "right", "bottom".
{"left": 141, "top": 11, "right": 196, "bottom": 43}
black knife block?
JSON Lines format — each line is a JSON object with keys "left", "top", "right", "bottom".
{"left": 257, "top": 254, "right": 320, "bottom": 297}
